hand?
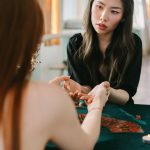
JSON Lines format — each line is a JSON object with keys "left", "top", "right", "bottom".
{"left": 78, "top": 93, "right": 94, "bottom": 105}
{"left": 64, "top": 79, "right": 81, "bottom": 93}
{"left": 64, "top": 79, "right": 82, "bottom": 101}
{"left": 48, "top": 75, "right": 70, "bottom": 86}
{"left": 90, "top": 81, "right": 110, "bottom": 99}
{"left": 80, "top": 81, "right": 110, "bottom": 111}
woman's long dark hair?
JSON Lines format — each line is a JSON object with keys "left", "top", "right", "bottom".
{"left": 78, "top": 0, "right": 135, "bottom": 86}
{"left": 0, "top": 0, "right": 44, "bottom": 150}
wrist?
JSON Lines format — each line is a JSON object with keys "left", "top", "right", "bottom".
{"left": 88, "top": 106, "right": 103, "bottom": 113}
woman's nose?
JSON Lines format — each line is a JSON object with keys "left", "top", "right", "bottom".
{"left": 100, "top": 10, "right": 108, "bottom": 22}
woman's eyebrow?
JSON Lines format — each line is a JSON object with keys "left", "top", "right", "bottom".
{"left": 96, "top": 1, "right": 122, "bottom": 10}
{"left": 111, "top": 6, "right": 122, "bottom": 10}
{"left": 95, "top": 0, "right": 105, "bottom": 5}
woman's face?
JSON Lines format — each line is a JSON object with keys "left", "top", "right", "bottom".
{"left": 91, "top": 0, "right": 124, "bottom": 36}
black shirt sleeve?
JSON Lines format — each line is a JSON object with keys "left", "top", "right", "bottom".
{"left": 119, "top": 33, "right": 142, "bottom": 97}
{"left": 67, "top": 33, "right": 92, "bottom": 86}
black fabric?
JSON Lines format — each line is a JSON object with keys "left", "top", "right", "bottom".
{"left": 67, "top": 33, "right": 142, "bottom": 100}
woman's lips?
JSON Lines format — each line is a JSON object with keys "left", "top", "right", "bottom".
{"left": 96, "top": 23, "right": 107, "bottom": 30}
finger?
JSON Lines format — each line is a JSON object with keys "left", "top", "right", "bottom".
{"left": 78, "top": 93, "right": 89, "bottom": 97}
{"left": 63, "top": 83, "right": 67, "bottom": 89}
{"left": 64, "top": 82, "right": 71, "bottom": 91}
{"left": 48, "top": 76, "right": 70, "bottom": 85}
{"left": 80, "top": 95, "right": 89, "bottom": 100}
{"left": 69, "top": 92, "right": 79, "bottom": 101}
{"left": 80, "top": 95, "right": 93, "bottom": 101}
{"left": 62, "top": 75, "right": 70, "bottom": 81}
{"left": 73, "top": 91, "right": 78, "bottom": 98}
{"left": 73, "top": 91, "right": 82, "bottom": 100}
{"left": 102, "top": 81, "right": 110, "bottom": 88}
{"left": 69, "top": 92, "right": 74, "bottom": 97}
{"left": 77, "top": 92, "right": 88, "bottom": 99}
{"left": 57, "top": 76, "right": 70, "bottom": 83}
{"left": 106, "top": 89, "right": 110, "bottom": 96}
{"left": 87, "top": 98, "right": 93, "bottom": 104}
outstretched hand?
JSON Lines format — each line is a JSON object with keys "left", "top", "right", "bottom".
{"left": 80, "top": 81, "right": 110, "bottom": 109}
{"left": 63, "top": 79, "right": 82, "bottom": 101}
{"left": 49, "top": 76, "right": 82, "bottom": 104}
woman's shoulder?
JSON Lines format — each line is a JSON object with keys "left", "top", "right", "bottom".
{"left": 21, "top": 81, "right": 75, "bottom": 148}
{"left": 132, "top": 33, "right": 142, "bottom": 55}
{"left": 69, "top": 33, "right": 83, "bottom": 41}
{"left": 23, "top": 81, "right": 71, "bottom": 114}
{"left": 22, "top": 81, "right": 73, "bottom": 133}
{"left": 132, "top": 33, "right": 142, "bottom": 45}
{"left": 67, "top": 33, "right": 83, "bottom": 52}
{"left": 23, "top": 81, "right": 59, "bottom": 102}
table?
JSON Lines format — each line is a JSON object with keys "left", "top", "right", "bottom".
{"left": 45, "top": 102, "right": 150, "bottom": 150}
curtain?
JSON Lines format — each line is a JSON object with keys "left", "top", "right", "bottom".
{"left": 143, "top": 0, "right": 150, "bottom": 53}
{"left": 146, "top": 0, "right": 150, "bottom": 19}
{"left": 39, "top": 0, "right": 60, "bottom": 45}
{"left": 133, "top": 0, "right": 150, "bottom": 54}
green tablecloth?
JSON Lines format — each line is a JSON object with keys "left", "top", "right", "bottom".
{"left": 46, "top": 102, "right": 150, "bottom": 150}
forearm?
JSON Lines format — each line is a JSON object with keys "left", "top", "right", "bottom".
{"left": 109, "top": 87, "right": 129, "bottom": 105}
{"left": 81, "top": 109, "right": 102, "bottom": 148}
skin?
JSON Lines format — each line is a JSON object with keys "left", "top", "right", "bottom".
{"left": 0, "top": 76, "right": 110, "bottom": 150}
{"left": 91, "top": 0, "right": 124, "bottom": 55}
{"left": 91, "top": 0, "right": 124, "bottom": 37}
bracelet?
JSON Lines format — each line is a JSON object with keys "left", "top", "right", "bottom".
{"left": 88, "top": 107, "right": 102, "bottom": 112}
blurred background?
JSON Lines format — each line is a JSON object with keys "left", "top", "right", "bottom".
{"left": 32, "top": 0, "right": 150, "bottom": 104}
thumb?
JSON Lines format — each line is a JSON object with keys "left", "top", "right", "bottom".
{"left": 48, "top": 76, "right": 70, "bottom": 85}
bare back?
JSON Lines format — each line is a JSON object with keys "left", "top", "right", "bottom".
{"left": 1, "top": 80, "right": 102, "bottom": 150}
{"left": 20, "top": 81, "right": 81, "bottom": 150}
{"left": 0, "top": 81, "right": 79, "bottom": 150}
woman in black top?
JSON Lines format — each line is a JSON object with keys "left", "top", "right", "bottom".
{"left": 66, "top": 0, "right": 142, "bottom": 104}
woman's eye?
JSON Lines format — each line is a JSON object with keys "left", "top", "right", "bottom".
{"left": 97, "top": 5, "right": 103, "bottom": 9}
{"left": 111, "top": 10, "right": 119, "bottom": 14}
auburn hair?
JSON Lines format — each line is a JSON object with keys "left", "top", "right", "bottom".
{"left": 0, "top": 0, "right": 44, "bottom": 149}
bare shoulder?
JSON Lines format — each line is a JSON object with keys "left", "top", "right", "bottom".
{"left": 24, "top": 81, "right": 69, "bottom": 103}
{"left": 21, "top": 81, "right": 77, "bottom": 149}
{"left": 22, "top": 81, "right": 76, "bottom": 141}
{"left": 22, "top": 80, "right": 74, "bottom": 120}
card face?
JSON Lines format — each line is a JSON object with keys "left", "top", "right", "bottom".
{"left": 78, "top": 114, "right": 144, "bottom": 133}
{"left": 78, "top": 114, "right": 86, "bottom": 123}
{"left": 101, "top": 116, "right": 144, "bottom": 133}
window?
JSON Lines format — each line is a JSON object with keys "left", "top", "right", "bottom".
{"left": 146, "top": 0, "right": 150, "bottom": 19}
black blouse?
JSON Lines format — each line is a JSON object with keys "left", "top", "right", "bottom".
{"left": 67, "top": 33, "right": 142, "bottom": 100}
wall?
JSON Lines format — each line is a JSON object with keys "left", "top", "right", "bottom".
{"left": 31, "top": 0, "right": 150, "bottom": 81}
{"left": 63, "top": 0, "right": 87, "bottom": 21}
{"left": 31, "top": 43, "right": 66, "bottom": 81}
